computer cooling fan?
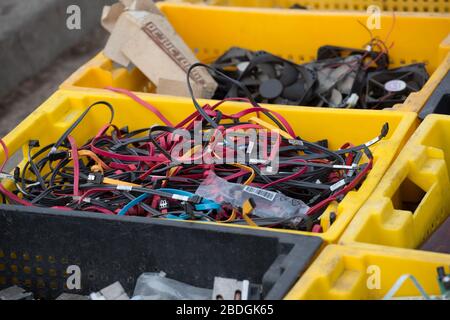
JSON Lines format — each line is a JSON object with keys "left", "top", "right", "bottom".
{"left": 365, "top": 63, "right": 429, "bottom": 109}
{"left": 217, "top": 50, "right": 317, "bottom": 105}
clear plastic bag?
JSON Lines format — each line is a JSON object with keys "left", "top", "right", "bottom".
{"left": 195, "top": 172, "right": 309, "bottom": 220}
{"left": 132, "top": 272, "right": 211, "bottom": 300}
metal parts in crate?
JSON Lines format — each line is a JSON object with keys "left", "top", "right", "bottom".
{"left": 90, "top": 282, "right": 130, "bottom": 300}
{"left": 0, "top": 286, "right": 34, "bottom": 300}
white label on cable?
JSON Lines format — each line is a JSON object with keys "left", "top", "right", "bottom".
{"left": 243, "top": 186, "right": 277, "bottom": 202}
{"left": 288, "top": 139, "right": 304, "bottom": 146}
{"left": 172, "top": 194, "right": 190, "bottom": 202}
{"left": 249, "top": 159, "right": 267, "bottom": 165}
{"left": 330, "top": 179, "right": 346, "bottom": 192}
{"left": 247, "top": 141, "right": 255, "bottom": 154}
{"left": 333, "top": 165, "right": 355, "bottom": 170}
{"left": 365, "top": 137, "right": 380, "bottom": 147}
{"left": 72, "top": 196, "right": 91, "bottom": 203}
{"left": 116, "top": 185, "right": 133, "bottom": 191}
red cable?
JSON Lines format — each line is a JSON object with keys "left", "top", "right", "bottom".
{"left": 106, "top": 87, "right": 174, "bottom": 127}
{"left": 261, "top": 161, "right": 308, "bottom": 189}
{"left": 306, "top": 159, "right": 373, "bottom": 216}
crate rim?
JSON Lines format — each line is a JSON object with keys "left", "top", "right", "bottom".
{"left": 159, "top": 2, "right": 450, "bottom": 17}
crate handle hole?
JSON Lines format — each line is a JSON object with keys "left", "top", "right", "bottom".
{"left": 392, "top": 177, "right": 426, "bottom": 213}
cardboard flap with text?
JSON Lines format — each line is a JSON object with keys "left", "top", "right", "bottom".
{"left": 101, "top": 0, "right": 217, "bottom": 99}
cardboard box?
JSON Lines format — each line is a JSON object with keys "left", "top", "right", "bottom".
{"left": 102, "top": 0, "right": 217, "bottom": 98}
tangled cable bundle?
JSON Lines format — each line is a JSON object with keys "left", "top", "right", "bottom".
{"left": 0, "top": 66, "right": 389, "bottom": 232}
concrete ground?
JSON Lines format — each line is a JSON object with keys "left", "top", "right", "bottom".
{"left": 0, "top": 0, "right": 116, "bottom": 137}
{"left": 0, "top": 29, "right": 107, "bottom": 137}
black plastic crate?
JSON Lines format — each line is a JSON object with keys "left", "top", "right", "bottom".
{"left": 0, "top": 205, "right": 322, "bottom": 300}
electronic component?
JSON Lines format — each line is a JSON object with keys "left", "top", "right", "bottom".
{"left": 212, "top": 48, "right": 317, "bottom": 105}
{"left": 210, "top": 43, "right": 428, "bottom": 110}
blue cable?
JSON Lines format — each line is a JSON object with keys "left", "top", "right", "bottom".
{"left": 118, "top": 194, "right": 150, "bottom": 216}
{"left": 158, "top": 188, "right": 221, "bottom": 211}
{"left": 117, "top": 189, "right": 220, "bottom": 216}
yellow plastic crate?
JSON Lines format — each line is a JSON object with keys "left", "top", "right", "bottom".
{"left": 285, "top": 245, "right": 450, "bottom": 300}
{"left": 0, "top": 90, "right": 417, "bottom": 243}
{"left": 61, "top": 3, "right": 450, "bottom": 113}
{"left": 340, "top": 114, "right": 450, "bottom": 250}
{"left": 169, "top": 0, "right": 450, "bottom": 13}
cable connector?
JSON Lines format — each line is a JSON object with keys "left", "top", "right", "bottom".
{"left": 87, "top": 172, "right": 104, "bottom": 184}
{"left": 28, "top": 140, "right": 40, "bottom": 148}
{"left": 364, "top": 123, "right": 390, "bottom": 148}
{"left": 48, "top": 150, "right": 69, "bottom": 161}
{"left": 189, "top": 195, "right": 203, "bottom": 205}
